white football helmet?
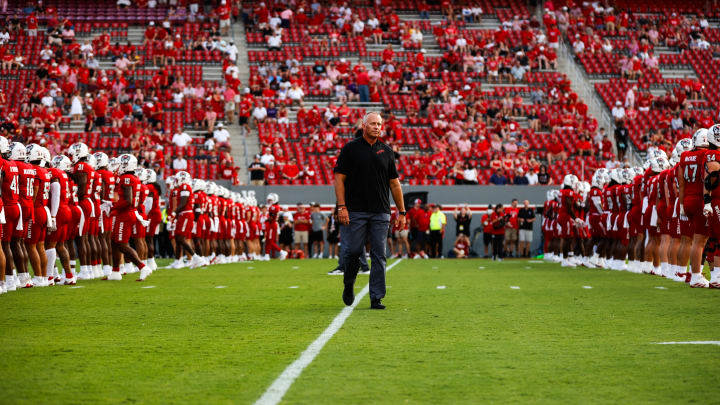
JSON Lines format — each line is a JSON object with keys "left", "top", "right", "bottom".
{"left": 610, "top": 168, "right": 623, "bottom": 184}
{"left": 25, "top": 143, "right": 44, "bottom": 164}
{"left": 93, "top": 152, "right": 110, "bottom": 169}
{"left": 266, "top": 192, "right": 279, "bottom": 205}
{"left": 118, "top": 154, "right": 138, "bottom": 174}
{"left": 633, "top": 167, "right": 644, "bottom": 177}
{"left": 622, "top": 168, "right": 635, "bottom": 183}
{"left": 8, "top": 142, "right": 26, "bottom": 161}
{"left": 692, "top": 128, "right": 709, "bottom": 149}
{"left": 51, "top": 155, "right": 72, "bottom": 172}
{"left": 550, "top": 189, "right": 560, "bottom": 200}
{"left": 708, "top": 124, "right": 720, "bottom": 148}
{"left": 108, "top": 157, "right": 121, "bottom": 174}
{"left": 165, "top": 175, "right": 176, "bottom": 189}
{"left": 86, "top": 154, "right": 97, "bottom": 169}
{"left": 0, "top": 136, "right": 9, "bottom": 155}
{"left": 650, "top": 157, "right": 664, "bottom": 173}
{"left": 137, "top": 168, "right": 150, "bottom": 183}
{"left": 675, "top": 138, "right": 694, "bottom": 154}
{"left": 562, "top": 174, "right": 578, "bottom": 188}
{"left": 145, "top": 169, "right": 157, "bottom": 184}
{"left": 175, "top": 171, "right": 192, "bottom": 186}
{"left": 669, "top": 149, "right": 680, "bottom": 167}
{"left": 546, "top": 190, "right": 553, "bottom": 200}
{"left": 192, "top": 178, "right": 206, "bottom": 192}
{"left": 40, "top": 147, "right": 51, "bottom": 168}
{"left": 68, "top": 142, "right": 90, "bottom": 163}
{"left": 648, "top": 148, "right": 667, "bottom": 161}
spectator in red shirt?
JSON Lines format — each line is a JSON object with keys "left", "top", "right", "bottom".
{"left": 547, "top": 137, "right": 567, "bottom": 163}
{"left": 503, "top": 199, "right": 520, "bottom": 258}
{"left": 281, "top": 157, "right": 300, "bottom": 181}
{"left": 453, "top": 234, "right": 470, "bottom": 258}
{"left": 293, "top": 204, "right": 312, "bottom": 256}
{"left": 489, "top": 204, "right": 508, "bottom": 260}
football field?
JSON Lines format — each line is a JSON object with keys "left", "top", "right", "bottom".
{"left": 1, "top": 258, "right": 718, "bottom": 404}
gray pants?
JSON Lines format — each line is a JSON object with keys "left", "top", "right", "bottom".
{"left": 341, "top": 211, "right": 390, "bottom": 300}
{"left": 338, "top": 241, "right": 369, "bottom": 272}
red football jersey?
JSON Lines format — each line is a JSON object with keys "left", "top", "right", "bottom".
{"left": 678, "top": 150, "right": 706, "bottom": 199}
{"left": 15, "top": 161, "right": 37, "bottom": 205}
{"left": 34, "top": 166, "right": 52, "bottom": 207}
{"left": 73, "top": 161, "right": 96, "bottom": 198}
{"left": 587, "top": 187, "right": 604, "bottom": 215}
{"left": 176, "top": 183, "right": 194, "bottom": 212}
{"left": 48, "top": 167, "right": 71, "bottom": 204}
{"left": 96, "top": 169, "right": 116, "bottom": 201}
{"left": 117, "top": 173, "right": 141, "bottom": 210}
{"left": 1, "top": 159, "right": 20, "bottom": 204}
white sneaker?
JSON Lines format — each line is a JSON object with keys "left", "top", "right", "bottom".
{"left": 327, "top": 268, "right": 343, "bottom": 275}
{"left": 582, "top": 258, "right": 596, "bottom": 269}
{"left": 137, "top": 266, "right": 152, "bottom": 281}
{"left": 19, "top": 273, "right": 34, "bottom": 288}
{"left": 689, "top": 273, "right": 709, "bottom": 288}
{"left": 422, "top": 253, "right": 429, "bottom": 259}
{"left": 279, "top": 250, "right": 288, "bottom": 260}
{"left": 105, "top": 271, "right": 122, "bottom": 281}
{"left": 32, "top": 276, "right": 47, "bottom": 287}
{"left": 102, "top": 265, "right": 112, "bottom": 277}
{"left": 64, "top": 274, "right": 77, "bottom": 285}
{"left": 0, "top": 281, "right": 5, "bottom": 294}
{"left": 358, "top": 269, "right": 371, "bottom": 275}
{"left": 561, "top": 259, "right": 576, "bottom": 267}
{"left": 77, "top": 268, "right": 93, "bottom": 280}
{"left": 551, "top": 255, "right": 563, "bottom": 263}
{"left": 189, "top": 254, "right": 206, "bottom": 269}
{"left": 262, "top": 254, "right": 270, "bottom": 261}
{"left": 170, "top": 260, "right": 184, "bottom": 269}
{"left": 149, "top": 258, "right": 158, "bottom": 271}
{"left": 709, "top": 274, "right": 720, "bottom": 289}
{"left": 5, "top": 275, "right": 16, "bottom": 292}
{"left": 46, "top": 276, "right": 55, "bottom": 286}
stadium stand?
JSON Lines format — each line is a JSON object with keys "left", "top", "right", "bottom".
{"left": 0, "top": 0, "right": 241, "bottom": 181}
{"left": 238, "top": 0, "right": 610, "bottom": 185}
{"left": 556, "top": 0, "right": 720, "bottom": 155}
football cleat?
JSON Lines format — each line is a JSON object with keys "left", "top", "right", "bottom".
{"left": 64, "top": 275, "right": 77, "bottom": 285}
{"left": 279, "top": 250, "right": 288, "bottom": 260}
{"left": 689, "top": 274, "right": 709, "bottom": 288}
{"left": 137, "top": 266, "right": 152, "bottom": 282}
{"left": 104, "top": 272, "right": 122, "bottom": 281}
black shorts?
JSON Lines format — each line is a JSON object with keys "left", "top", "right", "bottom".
{"left": 309, "top": 230, "right": 324, "bottom": 243}
{"left": 483, "top": 232, "right": 493, "bottom": 246}
{"left": 279, "top": 228, "right": 293, "bottom": 246}
{"left": 238, "top": 116, "right": 248, "bottom": 125}
{"left": 327, "top": 231, "right": 339, "bottom": 244}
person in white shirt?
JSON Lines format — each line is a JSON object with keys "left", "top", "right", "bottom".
{"left": 526, "top": 169, "right": 538, "bottom": 185}
{"left": 260, "top": 148, "right": 275, "bottom": 166}
{"left": 226, "top": 41, "right": 239, "bottom": 62}
{"left": 213, "top": 122, "right": 231, "bottom": 150}
{"left": 172, "top": 132, "right": 193, "bottom": 147}
{"left": 252, "top": 104, "right": 268, "bottom": 123}
{"left": 267, "top": 33, "right": 282, "bottom": 51}
{"left": 573, "top": 36, "right": 585, "bottom": 53}
{"left": 172, "top": 154, "right": 188, "bottom": 170}
{"left": 287, "top": 84, "right": 304, "bottom": 104}
{"left": 352, "top": 18, "right": 364, "bottom": 36}
{"left": 611, "top": 101, "right": 625, "bottom": 122}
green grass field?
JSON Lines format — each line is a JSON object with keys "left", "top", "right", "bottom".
{"left": 1, "top": 258, "right": 718, "bottom": 404}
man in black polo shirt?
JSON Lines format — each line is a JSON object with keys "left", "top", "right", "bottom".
{"left": 334, "top": 112, "right": 406, "bottom": 310}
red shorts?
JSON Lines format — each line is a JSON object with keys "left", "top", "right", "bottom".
{"left": 15, "top": 202, "right": 34, "bottom": 239}
{"left": 1, "top": 202, "right": 20, "bottom": 242}
{"left": 48, "top": 204, "right": 72, "bottom": 243}
{"left": 176, "top": 211, "right": 194, "bottom": 239}
{"left": 78, "top": 199, "right": 95, "bottom": 236}
{"left": 588, "top": 214, "right": 605, "bottom": 238}
{"left": 66, "top": 205, "right": 82, "bottom": 240}
{"left": 26, "top": 206, "right": 48, "bottom": 244}
{"left": 556, "top": 215, "right": 573, "bottom": 238}
{"left": 111, "top": 211, "right": 137, "bottom": 244}
{"left": 131, "top": 217, "right": 146, "bottom": 239}
{"left": 708, "top": 200, "right": 720, "bottom": 239}
{"left": 656, "top": 203, "right": 669, "bottom": 235}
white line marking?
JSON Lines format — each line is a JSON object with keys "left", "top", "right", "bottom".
{"left": 582, "top": 286, "right": 593, "bottom": 289}
{"left": 524, "top": 266, "right": 531, "bottom": 269}
{"left": 436, "top": 285, "right": 446, "bottom": 289}
{"left": 288, "top": 286, "right": 299, "bottom": 289}
{"left": 432, "top": 266, "right": 439, "bottom": 269}
{"left": 254, "top": 259, "right": 403, "bottom": 405}
{"left": 292, "top": 266, "right": 300, "bottom": 269}
{"left": 528, "top": 260, "right": 543, "bottom": 263}
{"left": 655, "top": 286, "right": 668, "bottom": 290}
{"left": 69, "top": 286, "right": 84, "bottom": 289}
{"left": 247, "top": 266, "right": 255, "bottom": 269}
{"left": 655, "top": 341, "right": 720, "bottom": 346}
{"left": 141, "top": 286, "right": 156, "bottom": 289}
{"left": 510, "top": 286, "right": 520, "bottom": 289}
{"left": 478, "top": 266, "right": 485, "bottom": 270}
{"left": 215, "top": 286, "right": 227, "bottom": 289}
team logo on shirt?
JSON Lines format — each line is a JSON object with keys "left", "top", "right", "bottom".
{"left": 376, "top": 149, "right": 385, "bottom": 155}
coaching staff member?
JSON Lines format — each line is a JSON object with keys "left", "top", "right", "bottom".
{"left": 334, "top": 112, "right": 406, "bottom": 310}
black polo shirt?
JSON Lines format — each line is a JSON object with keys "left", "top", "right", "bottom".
{"left": 334, "top": 136, "right": 398, "bottom": 214}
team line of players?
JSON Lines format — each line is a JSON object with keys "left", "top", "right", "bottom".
{"left": 0, "top": 139, "right": 285, "bottom": 295}
{"left": 542, "top": 124, "right": 720, "bottom": 289}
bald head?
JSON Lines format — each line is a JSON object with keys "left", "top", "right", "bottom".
{"left": 362, "top": 112, "right": 383, "bottom": 141}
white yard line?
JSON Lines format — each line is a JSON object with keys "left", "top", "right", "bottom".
{"left": 655, "top": 341, "right": 720, "bottom": 346}
{"left": 254, "top": 259, "right": 403, "bottom": 405}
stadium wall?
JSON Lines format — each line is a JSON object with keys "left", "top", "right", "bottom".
{"left": 232, "top": 186, "right": 555, "bottom": 257}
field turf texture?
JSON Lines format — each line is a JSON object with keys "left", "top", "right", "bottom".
{"left": 1, "top": 258, "right": 718, "bottom": 404}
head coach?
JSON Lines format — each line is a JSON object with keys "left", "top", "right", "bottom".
{"left": 334, "top": 112, "right": 406, "bottom": 309}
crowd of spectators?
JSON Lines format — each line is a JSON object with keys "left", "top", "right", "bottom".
{"left": 0, "top": 0, "right": 245, "bottom": 180}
